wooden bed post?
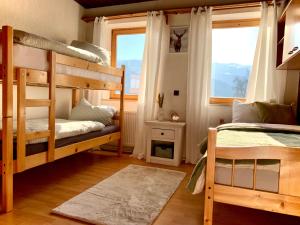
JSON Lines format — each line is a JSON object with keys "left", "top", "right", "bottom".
{"left": 16, "top": 68, "right": 27, "bottom": 172}
{"left": 48, "top": 51, "right": 56, "bottom": 162}
{"left": 1, "top": 26, "right": 14, "bottom": 212}
{"left": 204, "top": 128, "right": 217, "bottom": 225}
{"left": 118, "top": 65, "right": 125, "bottom": 156}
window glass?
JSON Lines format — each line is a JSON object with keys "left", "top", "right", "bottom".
{"left": 116, "top": 33, "right": 145, "bottom": 95}
{"left": 211, "top": 27, "right": 259, "bottom": 98}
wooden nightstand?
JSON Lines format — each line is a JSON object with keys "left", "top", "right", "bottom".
{"left": 145, "top": 120, "right": 186, "bottom": 166}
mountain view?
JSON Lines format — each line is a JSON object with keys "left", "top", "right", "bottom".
{"left": 211, "top": 63, "right": 251, "bottom": 98}
{"left": 118, "top": 59, "right": 251, "bottom": 98}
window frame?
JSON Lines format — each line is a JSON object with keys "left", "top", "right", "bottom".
{"left": 110, "top": 27, "right": 146, "bottom": 100}
{"left": 210, "top": 18, "right": 260, "bottom": 105}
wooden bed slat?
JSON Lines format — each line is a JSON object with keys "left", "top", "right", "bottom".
{"left": 56, "top": 53, "right": 123, "bottom": 77}
{"left": 56, "top": 73, "right": 122, "bottom": 90}
{"left": 25, "top": 99, "right": 51, "bottom": 107}
{"left": 216, "top": 146, "right": 300, "bottom": 160}
{"left": 55, "top": 132, "right": 120, "bottom": 160}
{"left": 25, "top": 130, "right": 50, "bottom": 141}
{"left": 214, "top": 184, "right": 300, "bottom": 217}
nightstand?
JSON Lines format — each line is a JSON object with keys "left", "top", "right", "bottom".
{"left": 145, "top": 120, "right": 186, "bottom": 166}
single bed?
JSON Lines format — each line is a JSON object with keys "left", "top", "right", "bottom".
{"left": 188, "top": 123, "right": 300, "bottom": 224}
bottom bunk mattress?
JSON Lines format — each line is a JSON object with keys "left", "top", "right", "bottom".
{"left": 0, "top": 118, "right": 120, "bottom": 160}
{"left": 188, "top": 123, "right": 300, "bottom": 194}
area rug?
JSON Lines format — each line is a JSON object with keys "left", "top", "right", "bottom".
{"left": 52, "top": 164, "right": 186, "bottom": 225}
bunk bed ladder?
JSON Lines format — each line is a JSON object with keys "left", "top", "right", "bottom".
{"left": 16, "top": 51, "right": 56, "bottom": 172}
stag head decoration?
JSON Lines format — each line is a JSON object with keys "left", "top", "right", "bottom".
{"left": 172, "top": 29, "right": 187, "bottom": 52}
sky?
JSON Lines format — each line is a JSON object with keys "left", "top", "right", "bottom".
{"left": 117, "top": 34, "right": 145, "bottom": 61}
{"left": 212, "top": 26, "right": 259, "bottom": 65}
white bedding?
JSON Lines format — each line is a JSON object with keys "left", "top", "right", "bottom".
{"left": 0, "top": 44, "right": 121, "bottom": 83}
{"left": 0, "top": 118, "right": 105, "bottom": 144}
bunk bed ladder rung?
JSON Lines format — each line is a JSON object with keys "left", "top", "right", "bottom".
{"left": 25, "top": 99, "right": 51, "bottom": 107}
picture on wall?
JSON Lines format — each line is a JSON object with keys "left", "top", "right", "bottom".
{"left": 169, "top": 26, "right": 189, "bottom": 53}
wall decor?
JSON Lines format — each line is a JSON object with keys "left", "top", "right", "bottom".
{"left": 169, "top": 26, "right": 189, "bottom": 53}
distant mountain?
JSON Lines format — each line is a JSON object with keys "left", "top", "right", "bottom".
{"left": 117, "top": 60, "right": 251, "bottom": 98}
{"left": 212, "top": 63, "right": 251, "bottom": 98}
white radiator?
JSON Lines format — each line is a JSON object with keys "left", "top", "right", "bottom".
{"left": 123, "top": 111, "right": 137, "bottom": 147}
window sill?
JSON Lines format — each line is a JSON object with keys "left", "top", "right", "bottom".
{"left": 209, "top": 97, "right": 246, "bottom": 106}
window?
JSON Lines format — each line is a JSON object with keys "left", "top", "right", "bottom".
{"left": 210, "top": 20, "right": 259, "bottom": 104}
{"left": 111, "top": 28, "right": 146, "bottom": 100}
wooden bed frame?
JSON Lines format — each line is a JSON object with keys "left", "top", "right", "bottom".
{"left": 0, "top": 26, "right": 125, "bottom": 212}
{"left": 204, "top": 128, "right": 300, "bottom": 224}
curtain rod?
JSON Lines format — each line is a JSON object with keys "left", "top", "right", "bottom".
{"left": 82, "top": 1, "right": 273, "bottom": 23}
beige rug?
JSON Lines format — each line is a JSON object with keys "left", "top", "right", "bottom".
{"left": 52, "top": 164, "right": 186, "bottom": 225}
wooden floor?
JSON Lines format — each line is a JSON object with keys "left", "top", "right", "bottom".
{"left": 0, "top": 151, "right": 300, "bottom": 225}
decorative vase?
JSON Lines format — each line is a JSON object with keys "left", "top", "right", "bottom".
{"left": 157, "top": 108, "right": 164, "bottom": 121}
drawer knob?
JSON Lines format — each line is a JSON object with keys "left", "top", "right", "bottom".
{"left": 293, "top": 46, "right": 299, "bottom": 51}
{"left": 288, "top": 50, "right": 293, "bottom": 55}
{"left": 161, "top": 132, "right": 164, "bottom": 135}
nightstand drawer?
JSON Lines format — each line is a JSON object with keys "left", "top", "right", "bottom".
{"left": 152, "top": 128, "right": 175, "bottom": 140}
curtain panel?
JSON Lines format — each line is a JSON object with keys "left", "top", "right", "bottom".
{"left": 246, "top": 2, "right": 287, "bottom": 103}
{"left": 185, "top": 7, "right": 212, "bottom": 164}
{"left": 132, "top": 11, "right": 168, "bottom": 159}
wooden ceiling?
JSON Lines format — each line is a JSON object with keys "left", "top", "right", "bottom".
{"left": 74, "top": 0, "right": 156, "bottom": 8}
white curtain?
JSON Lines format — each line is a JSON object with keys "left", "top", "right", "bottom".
{"left": 93, "top": 17, "right": 109, "bottom": 49}
{"left": 132, "top": 11, "right": 167, "bottom": 159}
{"left": 85, "top": 17, "right": 110, "bottom": 105}
{"left": 185, "top": 7, "right": 212, "bottom": 164}
{"left": 246, "top": 2, "right": 286, "bottom": 103}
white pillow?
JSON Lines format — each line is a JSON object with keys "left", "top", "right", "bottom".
{"left": 69, "top": 98, "right": 113, "bottom": 125}
{"left": 232, "top": 101, "right": 260, "bottom": 123}
{"left": 70, "top": 40, "right": 110, "bottom": 66}
{"left": 98, "top": 105, "right": 117, "bottom": 117}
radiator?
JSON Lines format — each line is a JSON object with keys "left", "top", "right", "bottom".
{"left": 122, "top": 111, "right": 137, "bottom": 147}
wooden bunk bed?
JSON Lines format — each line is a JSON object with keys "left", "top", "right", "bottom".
{"left": 203, "top": 127, "right": 300, "bottom": 225}
{"left": 0, "top": 26, "right": 125, "bottom": 213}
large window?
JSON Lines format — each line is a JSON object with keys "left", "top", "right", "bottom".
{"left": 210, "top": 20, "right": 259, "bottom": 104}
{"left": 111, "top": 28, "right": 146, "bottom": 100}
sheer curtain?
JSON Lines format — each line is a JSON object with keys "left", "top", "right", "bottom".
{"left": 93, "top": 17, "right": 109, "bottom": 49}
{"left": 132, "top": 11, "right": 167, "bottom": 159}
{"left": 246, "top": 2, "right": 286, "bottom": 103}
{"left": 85, "top": 17, "right": 110, "bottom": 105}
{"left": 185, "top": 7, "right": 212, "bottom": 164}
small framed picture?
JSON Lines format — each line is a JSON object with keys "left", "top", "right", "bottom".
{"left": 169, "top": 26, "right": 189, "bottom": 53}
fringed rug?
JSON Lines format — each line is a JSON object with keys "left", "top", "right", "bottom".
{"left": 52, "top": 164, "right": 185, "bottom": 225}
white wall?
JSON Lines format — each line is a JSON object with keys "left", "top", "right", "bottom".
{"left": 0, "top": 0, "right": 86, "bottom": 43}
{"left": 0, "top": 0, "right": 87, "bottom": 119}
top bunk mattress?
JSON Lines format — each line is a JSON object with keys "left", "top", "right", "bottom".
{"left": 0, "top": 44, "right": 121, "bottom": 83}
